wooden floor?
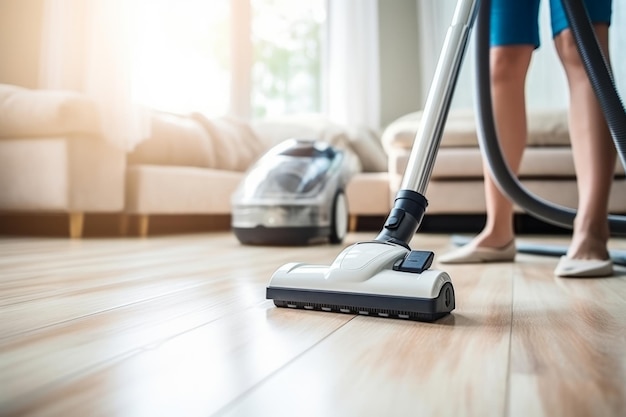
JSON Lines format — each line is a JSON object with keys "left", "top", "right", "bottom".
{"left": 1, "top": 232, "right": 625, "bottom": 417}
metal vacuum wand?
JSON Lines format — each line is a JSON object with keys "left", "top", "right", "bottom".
{"left": 376, "top": 0, "right": 479, "bottom": 247}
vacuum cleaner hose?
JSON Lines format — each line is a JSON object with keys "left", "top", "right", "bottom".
{"left": 560, "top": 0, "right": 626, "bottom": 170}
{"left": 474, "top": 0, "right": 626, "bottom": 235}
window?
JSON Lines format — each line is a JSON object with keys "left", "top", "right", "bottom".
{"left": 132, "top": 0, "right": 231, "bottom": 116}
{"left": 131, "top": 0, "right": 326, "bottom": 118}
{"left": 251, "top": 0, "right": 326, "bottom": 118}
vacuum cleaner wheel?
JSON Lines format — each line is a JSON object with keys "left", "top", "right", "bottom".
{"left": 329, "top": 190, "right": 348, "bottom": 244}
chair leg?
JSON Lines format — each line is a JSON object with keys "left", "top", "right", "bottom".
{"left": 349, "top": 215, "right": 358, "bottom": 232}
{"left": 69, "top": 212, "right": 84, "bottom": 239}
{"left": 138, "top": 215, "right": 150, "bottom": 238}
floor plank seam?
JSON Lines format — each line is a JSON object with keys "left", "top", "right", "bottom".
{"left": 502, "top": 266, "right": 516, "bottom": 417}
{"left": 133, "top": 298, "right": 275, "bottom": 352}
{"left": 0, "top": 278, "right": 230, "bottom": 342}
{"left": 0, "top": 247, "right": 218, "bottom": 284}
{"left": 0, "top": 347, "right": 140, "bottom": 416}
{"left": 210, "top": 314, "right": 358, "bottom": 417}
{"left": 0, "top": 259, "right": 226, "bottom": 308}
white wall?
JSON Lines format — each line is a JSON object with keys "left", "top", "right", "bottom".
{"left": 378, "top": 0, "right": 422, "bottom": 127}
{"left": 0, "top": 0, "right": 44, "bottom": 88}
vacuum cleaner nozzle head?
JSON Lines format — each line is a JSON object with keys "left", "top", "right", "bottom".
{"left": 266, "top": 241, "right": 455, "bottom": 321}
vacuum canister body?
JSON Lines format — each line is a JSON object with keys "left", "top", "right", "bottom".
{"left": 232, "top": 138, "right": 358, "bottom": 245}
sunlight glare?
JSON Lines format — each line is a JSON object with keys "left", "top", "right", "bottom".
{"left": 131, "top": 0, "right": 230, "bottom": 116}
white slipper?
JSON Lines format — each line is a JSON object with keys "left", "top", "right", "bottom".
{"left": 437, "top": 241, "right": 516, "bottom": 264}
{"left": 554, "top": 256, "right": 613, "bottom": 278}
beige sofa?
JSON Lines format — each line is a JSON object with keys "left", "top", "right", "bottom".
{"left": 0, "top": 84, "right": 126, "bottom": 238}
{"left": 125, "top": 112, "right": 390, "bottom": 236}
{"left": 383, "top": 108, "right": 626, "bottom": 217}
{"left": 5, "top": 82, "right": 623, "bottom": 239}
{"left": 0, "top": 83, "right": 390, "bottom": 238}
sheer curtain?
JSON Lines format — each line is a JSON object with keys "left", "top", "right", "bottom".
{"left": 325, "top": 0, "right": 381, "bottom": 130}
{"left": 416, "top": 1, "right": 474, "bottom": 110}
{"left": 610, "top": 1, "right": 626, "bottom": 96}
{"left": 417, "top": 0, "right": 625, "bottom": 111}
{"left": 39, "top": 0, "right": 150, "bottom": 151}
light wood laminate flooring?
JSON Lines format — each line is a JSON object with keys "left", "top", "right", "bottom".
{"left": 1, "top": 232, "right": 625, "bottom": 417}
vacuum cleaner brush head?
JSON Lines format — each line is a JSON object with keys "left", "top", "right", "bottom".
{"left": 266, "top": 241, "right": 455, "bottom": 321}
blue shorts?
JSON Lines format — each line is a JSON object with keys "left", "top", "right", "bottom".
{"left": 490, "top": 0, "right": 612, "bottom": 48}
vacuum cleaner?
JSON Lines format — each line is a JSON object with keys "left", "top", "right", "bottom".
{"left": 231, "top": 138, "right": 357, "bottom": 245}
{"left": 266, "top": 0, "right": 480, "bottom": 322}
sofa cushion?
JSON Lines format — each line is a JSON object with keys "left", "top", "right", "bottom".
{"left": 345, "top": 126, "right": 387, "bottom": 172}
{"left": 191, "top": 114, "right": 267, "bottom": 172}
{"left": 128, "top": 112, "right": 269, "bottom": 172}
{"left": 0, "top": 84, "right": 100, "bottom": 138}
{"left": 388, "top": 146, "right": 626, "bottom": 180}
{"left": 390, "top": 147, "right": 579, "bottom": 179}
{"left": 252, "top": 114, "right": 384, "bottom": 172}
{"left": 382, "top": 108, "right": 570, "bottom": 151}
{"left": 128, "top": 111, "right": 216, "bottom": 168}
{"left": 424, "top": 179, "right": 626, "bottom": 215}
{"left": 252, "top": 114, "right": 349, "bottom": 150}
{"left": 252, "top": 114, "right": 332, "bottom": 144}
{"left": 125, "top": 165, "right": 244, "bottom": 214}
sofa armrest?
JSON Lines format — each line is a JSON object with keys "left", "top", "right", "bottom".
{"left": 0, "top": 84, "right": 100, "bottom": 138}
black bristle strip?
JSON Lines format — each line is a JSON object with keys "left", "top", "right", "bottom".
{"left": 275, "top": 300, "right": 433, "bottom": 321}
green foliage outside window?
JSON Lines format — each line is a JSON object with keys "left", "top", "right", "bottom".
{"left": 251, "top": 0, "right": 325, "bottom": 118}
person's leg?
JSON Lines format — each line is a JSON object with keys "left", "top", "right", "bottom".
{"left": 439, "top": 0, "right": 538, "bottom": 263}
{"left": 553, "top": 24, "right": 616, "bottom": 262}
{"left": 473, "top": 45, "right": 534, "bottom": 249}
{"left": 437, "top": 47, "right": 532, "bottom": 264}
